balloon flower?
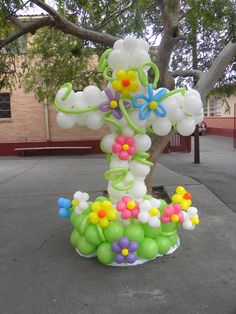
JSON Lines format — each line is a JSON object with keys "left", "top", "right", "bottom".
{"left": 54, "top": 36, "right": 202, "bottom": 266}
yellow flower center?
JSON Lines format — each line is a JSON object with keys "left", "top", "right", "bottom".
{"left": 109, "top": 100, "right": 118, "bottom": 109}
{"left": 72, "top": 199, "right": 79, "bottom": 207}
{"left": 121, "top": 248, "right": 129, "bottom": 256}
{"left": 127, "top": 200, "right": 136, "bottom": 210}
{"left": 149, "top": 101, "right": 158, "bottom": 110}
{"left": 191, "top": 217, "right": 199, "bottom": 225}
{"left": 171, "top": 214, "right": 179, "bottom": 223}
{"left": 122, "top": 144, "right": 129, "bottom": 151}
{"left": 149, "top": 207, "right": 159, "bottom": 216}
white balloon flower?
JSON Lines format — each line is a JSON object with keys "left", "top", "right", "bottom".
{"left": 138, "top": 198, "right": 162, "bottom": 227}
{"left": 73, "top": 191, "right": 90, "bottom": 215}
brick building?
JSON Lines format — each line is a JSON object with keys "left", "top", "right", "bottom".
{"left": 0, "top": 85, "right": 111, "bottom": 155}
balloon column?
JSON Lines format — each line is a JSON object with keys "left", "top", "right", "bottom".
{"left": 54, "top": 36, "right": 202, "bottom": 266}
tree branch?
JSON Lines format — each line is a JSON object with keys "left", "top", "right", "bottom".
{"left": 0, "top": 16, "right": 54, "bottom": 50}
{"left": 31, "top": 0, "right": 118, "bottom": 46}
{"left": 195, "top": 40, "right": 236, "bottom": 98}
{"left": 170, "top": 69, "right": 203, "bottom": 79}
{"left": 155, "top": 0, "right": 181, "bottom": 87}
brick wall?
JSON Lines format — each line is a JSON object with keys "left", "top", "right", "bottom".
{"left": 0, "top": 86, "right": 109, "bottom": 143}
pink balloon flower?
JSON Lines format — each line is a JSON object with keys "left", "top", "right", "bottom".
{"left": 112, "top": 135, "right": 136, "bottom": 160}
{"left": 116, "top": 196, "right": 140, "bottom": 220}
{"left": 161, "top": 204, "right": 184, "bottom": 223}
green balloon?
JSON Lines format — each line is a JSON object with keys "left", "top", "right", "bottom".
{"left": 70, "top": 212, "right": 78, "bottom": 226}
{"left": 159, "top": 200, "right": 167, "bottom": 214}
{"left": 76, "top": 236, "right": 96, "bottom": 255}
{"left": 70, "top": 229, "right": 80, "bottom": 247}
{"left": 169, "top": 233, "right": 178, "bottom": 247}
{"left": 95, "top": 196, "right": 107, "bottom": 202}
{"left": 142, "top": 224, "right": 162, "bottom": 238}
{"left": 138, "top": 237, "right": 158, "bottom": 259}
{"left": 74, "top": 214, "right": 88, "bottom": 234}
{"left": 84, "top": 225, "right": 101, "bottom": 246}
{"left": 124, "top": 224, "right": 144, "bottom": 243}
{"left": 155, "top": 236, "right": 171, "bottom": 254}
{"left": 161, "top": 222, "right": 176, "bottom": 233}
{"left": 143, "top": 194, "right": 152, "bottom": 200}
{"left": 103, "top": 221, "right": 124, "bottom": 242}
{"left": 97, "top": 242, "right": 115, "bottom": 264}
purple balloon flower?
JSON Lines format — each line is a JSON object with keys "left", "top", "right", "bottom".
{"left": 111, "top": 236, "right": 138, "bottom": 264}
{"left": 99, "top": 87, "right": 131, "bottom": 120}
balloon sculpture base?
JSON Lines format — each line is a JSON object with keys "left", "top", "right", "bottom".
{"left": 75, "top": 238, "right": 180, "bottom": 267}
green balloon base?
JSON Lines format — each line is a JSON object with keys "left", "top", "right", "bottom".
{"left": 75, "top": 238, "right": 180, "bottom": 267}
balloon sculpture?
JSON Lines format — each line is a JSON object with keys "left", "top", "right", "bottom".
{"left": 55, "top": 36, "right": 202, "bottom": 266}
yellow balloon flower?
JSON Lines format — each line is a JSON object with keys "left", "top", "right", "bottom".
{"left": 88, "top": 200, "right": 117, "bottom": 228}
{"left": 171, "top": 186, "right": 192, "bottom": 210}
{"left": 112, "top": 70, "right": 139, "bottom": 97}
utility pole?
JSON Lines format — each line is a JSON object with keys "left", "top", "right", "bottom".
{"left": 191, "top": 19, "right": 200, "bottom": 163}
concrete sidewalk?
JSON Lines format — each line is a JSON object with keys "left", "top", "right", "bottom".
{"left": 160, "top": 135, "right": 236, "bottom": 211}
{"left": 0, "top": 156, "right": 236, "bottom": 314}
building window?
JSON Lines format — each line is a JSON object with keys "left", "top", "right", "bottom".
{"left": 208, "top": 97, "right": 221, "bottom": 116}
{"left": 0, "top": 93, "right": 11, "bottom": 118}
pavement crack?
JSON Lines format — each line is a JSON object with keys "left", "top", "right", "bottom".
{"left": 13, "top": 233, "right": 55, "bottom": 261}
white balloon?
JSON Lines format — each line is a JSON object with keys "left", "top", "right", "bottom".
{"left": 81, "top": 192, "right": 89, "bottom": 202}
{"left": 193, "top": 109, "right": 204, "bottom": 125}
{"left": 128, "top": 181, "right": 147, "bottom": 199}
{"left": 149, "top": 218, "right": 161, "bottom": 228}
{"left": 163, "top": 95, "right": 179, "bottom": 116}
{"left": 113, "top": 39, "right": 124, "bottom": 50}
{"left": 122, "top": 126, "right": 135, "bottom": 136}
{"left": 134, "top": 134, "right": 152, "bottom": 151}
{"left": 85, "top": 111, "right": 103, "bottom": 130}
{"left": 185, "top": 89, "right": 201, "bottom": 98}
{"left": 83, "top": 86, "right": 102, "bottom": 106}
{"left": 174, "top": 93, "right": 185, "bottom": 107}
{"left": 140, "top": 200, "right": 151, "bottom": 211}
{"left": 168, "top": 107, "right": 185, "bottom": 124}
{"left": 56, "top": 112, "right": 76, "bottom": 129}
{"left": 150, "top": 198, "right": 161, "bottom": 208}
{"left": 138, "top": 39, "right": 150, "bottom": 52}
{"left": 79, "top": 201, "right": 89, "bottom": 210}
{"left": 101, "top": 134, "right": 116, "bottom": 153}
{"left": 110, "top": 157, "right": 129, "bottom": 169}
{"left": 188, "top": 207, "right": 198, "bottom": 216}
{"left": 129, "top": 111, "right": 147, "bottom": 128}
{"left": 123, "top": 171, "right": 135, "bottom": 184}
{"left": 129, "top": 160, "right": 150, "bottom": 178}
{"left": 152, "top": 117, "right": 172, "bottom": 136}
{"left": 108, "top": 50, "right": 128, "bottom": 70}
{"left": 123, "top": 36, "right": 139, "bottom": 51}
{"left": 73, "top": 191, "right": 82, "bottom": 200}
{"left": 183, "top": 220, "right": 194, "bottom": 230}
{"left": 131, "top": 51, "right": 151, "bottom": 67}
{"left": 55, "top": 87, "right": 76, "bottom": 109}
{"left": 138, "top": 211, "right": 149, "bottom": 223}
{"left": 176, "top": 117, "right": 196, "bottom": 136}
{"left": 183, "top": 95, "right": 202, "bottom": 115}
{"left": 108, "top": 182, "right": 126, "bottom": 198}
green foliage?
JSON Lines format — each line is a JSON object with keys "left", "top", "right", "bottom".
{"left": 172, "top": 0, "right": 235, "bottom": 90}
